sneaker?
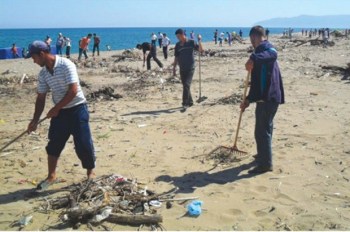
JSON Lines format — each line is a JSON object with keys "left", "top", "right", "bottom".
{"left": 248, "top": 166, "right": 273, "bottom": 174}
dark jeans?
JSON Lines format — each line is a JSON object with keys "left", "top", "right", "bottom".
{"left": 147, "top": 47, "right": 163, "bottom": 70}
{"left": 158, "top": 39, "right": 162, "bottom": 48}
{"left": 56, "top": 45, "right": 62, "bottom": 55}
{"left": 180, "top": 69, "right": 195, "bottom": 106}
{"left": 162, "top": 46, "right": 168, "bottom": 59}
{"left": 151, "top": 40, "right": 156, "bottom": 47}
{"left": 66, "top": 46, "right": 71, "bottom": 58}
{"left": 46, "top": 104, "right": 96, "bottom": 169}
{"left": 254, "top": 102, "right": 279, "bottom": 168}
{"left": 78, "top": 48, "right": 88, "bottom": 60}
{"left": 93, "top": 43, "right": 100, "bottom": 56}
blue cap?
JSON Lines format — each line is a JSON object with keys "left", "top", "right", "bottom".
{"left": 26, "top": 40, "right": 50, "bottom": 58}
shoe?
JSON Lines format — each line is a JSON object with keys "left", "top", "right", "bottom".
{"left": 248, "top": 166, "right": 273, "bottom": 174}
{"left": 36, "top": 178, "right": 59, "bottom": 191}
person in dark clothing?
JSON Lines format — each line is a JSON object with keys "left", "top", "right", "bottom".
{"left": 241, "top": 26, "right": 285, "bottom": 174}
{"left": 173, "top": 29, "right": 204, "bottom": 110}
{"left": 92, "top": 33, "right": 100, "bottom": 56}
{"left": 239, "top": 29, "right": 243, "bottom": 38}
{"left": 136, "top": 42, "right": 163, "bottom": 70}
{"left": 214, "top": 29, "right": 218, "bottom": 44}
{"left": 265, "top": 28, "right": 270, "bottom": 40}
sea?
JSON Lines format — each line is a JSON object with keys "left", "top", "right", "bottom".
{"left": 0, "top": 27, "right": 302, "bottom": 53}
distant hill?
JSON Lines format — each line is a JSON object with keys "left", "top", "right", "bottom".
{"left": 255, "top": 15, "right": 350, "bottom": 28}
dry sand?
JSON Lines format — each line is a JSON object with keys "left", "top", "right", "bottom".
{"left": 0, "top": 34, "right": 350, "bottom": 230}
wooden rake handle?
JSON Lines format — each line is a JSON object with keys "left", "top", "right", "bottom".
{"left": 233, "top": 72, "right": 251, "bottom": 147}
{"left": 0, "top": 117, "right": 48, "bottom": 153}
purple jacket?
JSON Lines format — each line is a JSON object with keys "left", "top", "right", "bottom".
{"left": 247, "top": 40, "right": 285, "bottom": 104}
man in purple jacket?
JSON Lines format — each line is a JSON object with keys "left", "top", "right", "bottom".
{"left": 241, "top": 25, "right": 285, "bottom": 174}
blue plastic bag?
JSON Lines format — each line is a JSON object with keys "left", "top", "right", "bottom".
{"left": 187, "top": 200, "right": 203, "bottom": 216}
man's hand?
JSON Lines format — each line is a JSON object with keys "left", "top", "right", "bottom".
{"left": 240, "top": 99, "right": 250, "bottom": 112}
{"left": 47, "top": 106, "right": 60, "bottom": 118}
{"left": 27, "top": 120, "right": 38, "bottom": 133}
{"left": 245, "top": 59, "right": 254, "bottom": 71}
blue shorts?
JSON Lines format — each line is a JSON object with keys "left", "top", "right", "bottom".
{"left": 46, "top": 104, "right": 96, "bottom": 169}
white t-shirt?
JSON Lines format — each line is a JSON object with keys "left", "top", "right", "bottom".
{"left": 162, "top": 37, "right": 171, "bottom": 47}
{"left": 158, "top": 33, "right": 163, "bottom": 39}
{"left": 37, "top": 56, "right": 86, "bottom": 109}
{"left": 152, "top": 34, "right": 157, "bottom": 41}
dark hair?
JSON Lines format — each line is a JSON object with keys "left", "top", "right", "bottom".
{"left": 93, "top": 33, "right": 96, "bottom": 36}
{"left": 136, "top": 44, "right": 142, "bottom": 49}
{"left": 175, "top": 29, "right": 184, "bottom": 35}
{"left": 249, "top": 25, "right": 266, "bottom": 37}
{"left": 88, "top": 33, "right": 92, "bottom": 37}
{"left": 163, "top": 33, "right": 167, "bottom": 37}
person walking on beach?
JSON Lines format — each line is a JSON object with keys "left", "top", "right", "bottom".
{"left": 173, "top": 29, "right": 203, "bottom": 110}
{"left": 241, "top": 26, "right": 285, "bottom": 174}
{"left": 157, "top": 32, "right": 163, "bottom": 48}
{"left": 151, "top": 33, "right": 157, "bottom": 47}
{"left": 239, "top": 29, "right": 243, "bottom": 38}
{"left": 162, "top": 33, "right": 171, "bottom": 60}
{"left": 11, "top": 43, "right": 19, "bottom": 58}
{"left": 78, "top": 33, "right": 92, "bottom": 61}
{"left": 45, "top": 36, "right": 52, "bottom": 52}
{"left": 136, "top": 42, "right": 163, "bottom": 71}
{"left": 190, "top": 31, "right": 195, "bottom": 40}
{"left": 214, "top": 29, "right": 218, "bottom": 44}
{"left": 92, "top": 33, "right": 100, "bottom": 57}
{"left": 227, "top": 32, "right": 232, "bottom": 46}
{"left": 56, "top": 33, "right": 64, "bottom": 56}
{"left": 64, "top": 37, "right": 71, "bottom": 58}
{"left": 219, "top": 32, "right": 224, "bottom": 46}
{"left": 265, "top": 28, "right": 270, "bottom": 40}
{"left": 26, "top": 40, "right": 96, "bottom": 190}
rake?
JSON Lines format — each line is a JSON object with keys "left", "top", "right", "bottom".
{"left": 196, "top": 52, "right": 208, "bottom": 103}
{"left": 0, "top": 117, "right": 47, "bottom": 153}
{"left": 208, "top": 72, "right": 251, "bottom": 158}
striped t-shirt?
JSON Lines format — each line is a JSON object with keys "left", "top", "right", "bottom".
{"left": 37, "top": 56, "right": 86, "bottom": 109}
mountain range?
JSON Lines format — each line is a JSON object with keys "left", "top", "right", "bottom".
{"left": 256, "top": 15, "right": 350, "bottom": 28}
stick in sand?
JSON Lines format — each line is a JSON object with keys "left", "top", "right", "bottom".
{"left": 0, "top": 117, "right": 47, "bottom": 153}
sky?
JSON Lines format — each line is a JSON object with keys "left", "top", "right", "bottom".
{"left": 0, "top": 0, "right": 349, "bottom": 28}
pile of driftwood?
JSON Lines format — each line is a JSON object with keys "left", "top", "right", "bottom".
{"left": 86, "top": 87, "right": 123, "bottom": 101}
{"left": 291, "top": 38, "right": 335, "bottom": 47}
{"left": 320, "top": 64, "right": 350, "bottom": 80}
{"left": 42, "top": 174, "right": 179, "bottom": 228}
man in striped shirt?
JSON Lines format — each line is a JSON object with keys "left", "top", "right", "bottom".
{"left": 26, "top": 41, "right": 96, "bottom": 190}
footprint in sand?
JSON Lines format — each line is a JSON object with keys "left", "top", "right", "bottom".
{"left": 229, "top": 208, "right": 243, "bottom": 216}
{"left": 255, "top": 186, "right": 268, "bottom": 193}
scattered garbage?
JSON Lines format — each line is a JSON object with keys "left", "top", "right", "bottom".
{"left": 86, "top": 87, "right": 123, "bottom": 102}
{"left": 187, "top": 200, "right": 203, "bottom": 217}
{"left": 40, "top": 174, "right": 181, "bottom": 227}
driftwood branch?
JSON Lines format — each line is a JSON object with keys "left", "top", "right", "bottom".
{"left": 106, "top": 213, "right": 162, "bottom": 225}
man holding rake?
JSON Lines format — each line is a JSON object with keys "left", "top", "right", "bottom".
{"left": 241, "top": 26, "right": 285, "bottom": 174}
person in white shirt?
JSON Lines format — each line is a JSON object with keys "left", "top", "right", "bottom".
{"left": 64, "top": 37, "right": 71, "bottom": 58}
{"left": 161, "top": 33, "right": 171, "bottom": 60}
{"left": 26, "top": 40, "right": 96, "bottom": 191}
{"left": 151, "top": 33, "right": 157, "bottom": 47}
{"left": 158, "top": 32, "right": 163, "bottom": 48}
{"left": 219, "top": 32, "right": 225, "bottom": 47}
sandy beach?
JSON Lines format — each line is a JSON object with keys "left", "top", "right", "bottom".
{"left": 0, "top": 33, "right": 350, "bottom": 230}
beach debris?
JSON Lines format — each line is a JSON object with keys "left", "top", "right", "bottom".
{"left": 10, "top": 215, "right": 33, "bottom": 228}
{"left": 205, "top": 146, "right": 249, "bottom": 168}
{"left": 320, "top": 65, "right": 350, "bottom": 80}
{"left": 215, "top": 92, "right": 242, "bottom": 105}
{"left": 87, "top": 87, "right": 123, "bottom": 101}
{"left": 40, "top": 174, "right": 180, "bottom": 227}
{"left": 186, "top": 200, "right": 203, "bottom": 217}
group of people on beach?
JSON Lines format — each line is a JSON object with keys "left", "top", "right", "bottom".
{"left": 24, "top": 25, "right": 284, "bottom": 190}
{"left": 44, "top": 33, "right": 101, "bottom": 60}
{"left": 213, "top": 29, "right": 244, "bottom": 46}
